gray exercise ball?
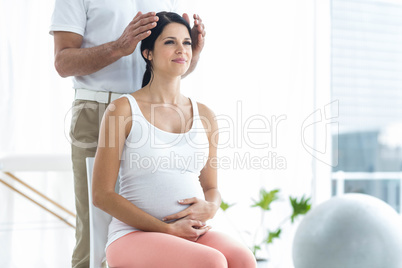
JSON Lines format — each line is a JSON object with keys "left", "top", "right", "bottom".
{"left": 292, "top": 193, "right": 402, "bottom": 268}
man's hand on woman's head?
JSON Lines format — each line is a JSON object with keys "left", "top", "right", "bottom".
{"left": 114, "top": 12, "right": 159, "bottom": 57}
{"left": 182, "top": 13, "right": 206, "bottom": 59}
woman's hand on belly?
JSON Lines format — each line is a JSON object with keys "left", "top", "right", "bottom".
{"left": 162, "top": 197, "right": 219, "bottom": 223}
{"left": 166, "top": 218, "right": 211, "bottom": 242}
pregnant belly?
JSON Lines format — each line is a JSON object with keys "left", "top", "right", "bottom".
{"left": 120, "top": 173, "right": 205, "bottom": 220}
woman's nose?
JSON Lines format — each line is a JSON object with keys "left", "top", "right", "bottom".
{"left": 176, "top": 44, "right": 185, "bottom": 54}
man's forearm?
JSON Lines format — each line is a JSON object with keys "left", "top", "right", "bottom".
{"left": 182, "top": 55, "right": 199, "bottom": 78}
{"left": 54, "top": 41, "right": 124, "bottom": 78}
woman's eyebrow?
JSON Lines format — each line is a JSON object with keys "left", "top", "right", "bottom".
{"left": 163, "top": 36, "right": 192, "bottom": 40}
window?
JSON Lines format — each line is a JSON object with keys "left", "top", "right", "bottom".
{"left": 331, "top": 0, "right": 402, "bottom": 213}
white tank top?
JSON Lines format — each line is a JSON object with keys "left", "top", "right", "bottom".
{"left": 106, "top": 94, "right": 210, "bottom": 248}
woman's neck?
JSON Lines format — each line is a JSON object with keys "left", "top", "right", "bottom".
{"left": 145, "top": 75, "right": 182, "bottom": 104}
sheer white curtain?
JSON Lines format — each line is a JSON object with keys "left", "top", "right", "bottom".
{"left": 0, "top": 0, "right": 73, "bottom": 155}
{"left": 0, "top": 0, "right": 330, "bottom": 267}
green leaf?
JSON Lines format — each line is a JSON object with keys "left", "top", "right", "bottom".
{"left": 252, "top": 245, "right": 261, "bottom": 256}
{"left": 220, "top": 200, "right": 235, "bottom": 212}
{"left": 265, "top": 228, "right": 282, "bottom": 244}
{"left": 289, "top": 195, "right": 312, "bottom": 223}
{"left": 251, "top": 189, "right": 280, "bottom": 211}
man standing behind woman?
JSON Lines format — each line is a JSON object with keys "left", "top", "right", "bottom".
{"left": 49, "top": 1, "right": 205, "bottom": 267}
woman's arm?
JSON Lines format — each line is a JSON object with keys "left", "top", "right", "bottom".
{"left": 198, "top": 102, "right": 221, "bottom": 214}
{"left": 92, "top": 97, "right": 208, "bottom": 241}
{"left": 162, "top": 102, "right": 221, "bottom": 223}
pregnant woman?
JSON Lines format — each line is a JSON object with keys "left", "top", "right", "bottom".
{"left": 92, "top": 11, "right": 256, "bottom": 268}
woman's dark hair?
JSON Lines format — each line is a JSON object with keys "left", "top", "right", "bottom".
{"left": 140, "top": 11, "right": 192, "bottom": 87}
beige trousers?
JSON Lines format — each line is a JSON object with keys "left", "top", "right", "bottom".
{"left": 70, "top": 100, "right": 109, "bottom": 268}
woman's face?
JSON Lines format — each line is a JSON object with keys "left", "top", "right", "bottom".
{"left": 148, "top": 22, "right": 192, "bottom": 78}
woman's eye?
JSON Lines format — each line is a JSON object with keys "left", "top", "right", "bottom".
{"left": 164, "top": 40, "right": 174, "bottom": 45}
{"left": 184, "top": 41, "right": 192, "bottom": 46}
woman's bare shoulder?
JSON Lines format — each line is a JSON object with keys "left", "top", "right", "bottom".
{"left": 196, "top": 101, "right": 218, "bottom": 140}
{"left": 196, "top": 101, "right": 216, "bottom": 120}
{"left": 107, "top": 95, "right": 131, "bottom": 118}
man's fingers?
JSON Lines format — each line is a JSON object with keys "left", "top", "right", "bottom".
{"left": 135, "top": 16, "right": 158, "bottom": 29}
{"left": 133, "top": 22, "right": 157, "bottom": 37}
{"left": 182, "top": 13, "right": 190, "bottom": 24}
{"left": 193, "top": 14, "right": 203, "bottom": 25}
{"left": 128, "top": 17, "right": 157, "bottom": 42}
{"left": 133, "top": 11, "right": 142, "bottom": 20}
{"left": 134, "top": 30, "right": 152, "bottom": 42}
{"left": 132, "top": 11, "right": 156, "bottom": 22}
{"left": 131, "top": 12, "right": 158, "bottom": 27}
{"left": 191, "top": 14, "right": 205, "bottom": 40}
{"left": 199, "top": 31, "right": 205, "bottom": 41}
{"left": 197, "top": 24, "right": 205, "bottom": 37}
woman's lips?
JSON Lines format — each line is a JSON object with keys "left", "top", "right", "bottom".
{"left": 172, "top": 58, "right": 186, "bottom": 64}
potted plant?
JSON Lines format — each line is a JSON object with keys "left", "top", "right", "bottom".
{"left": 220, "top": 188, "right": 311, "bottom": 262}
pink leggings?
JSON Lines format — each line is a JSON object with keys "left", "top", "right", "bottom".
{"left": 106, "top": 231, "right": 256, "bottom": 268}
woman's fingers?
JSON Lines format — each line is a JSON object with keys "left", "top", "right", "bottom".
{"left": 191, "top": 220, "right": 206, "bottom": 228}
{"left": 178, "top": 197, "right": 198, "bottom": 205}
{"left": 162, "top": 198, "right": 199, "bottom": 221}
{"left": 162, "top": 209, "right": 187, "bottom": 222}
{"left": 195, "top": 225, "right": 211, "bottom": 240}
